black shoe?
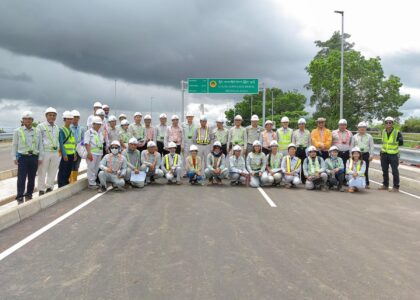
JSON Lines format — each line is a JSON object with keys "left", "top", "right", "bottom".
{"left": 25, "top": 195, "right": 33, "bottom": 201}
{"left": 16, "top": 197, "right": 24, "bottom": 204}
{"left": 46, "top": 188, "right": 53, "bottom": 193}
{"left": 97, "top": 186, "right": 107, "bottom": 193}
{"left": 39, "top": 190, "right": 45, "bottom": 196}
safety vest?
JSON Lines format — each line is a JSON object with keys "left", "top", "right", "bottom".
{"left": 231, "top": 127, "right": 245, "bottom": 145}
{"left": 90, "top": 131, "right": 103, "bottom": 154}
{"left": 125, "top": 151, "right": 140, "bottom": 168}
{"left": 108, "top": 154, "right": 123, "bottom": 174}
{"left": 42, "top": 123, "right": 59, "bottom": 151}
{"left": 19, "top": 127, "right": 38, "bottom": 155}
{"left": 347, "top": 159, "right": 364, "bottom": 177}
{"left": 197, "top": 127, "right": 210, "bottom": 144}
{"left": 381, "top": 129, "right": 399, "bottom": 154}
{"left": 286, "top": 156, "right": 301, "bottom": 173}
{"left": 61, "top": 127, "right": 76, "bottom": 155}
{"left": 188, "top": 156, "right": 200, "bottom": 171}
{"left": 268, "top": 153, "right": 282, "bottom": 169}
{"left": 165, "top": 154, "right": 178, "bottom": 170}
{"left": 277, "top": 128, "right": 293, "bottom": 150}
{"left": 308, "top": 157, "right": 320, "bottom": 175}
{"left": 262, "top": 131, "right": 276, "bottom": 148}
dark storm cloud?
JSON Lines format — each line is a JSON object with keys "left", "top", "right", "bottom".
{"left": 0, "top": 68, "right": 32, "bottom": 82}
{"left": 382, "top": 51, "right": 420, "bottom": 87}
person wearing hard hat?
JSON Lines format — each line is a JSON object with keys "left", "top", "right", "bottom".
{"left": 332, "top": 119, "right": 353, "bottom": 169}
{"left": 87, "top": 101, "right": 102, "bottom": 128}
{"left": 346, "top": 147, "right": 367, "bottom": 193}
{"left": 69, "top": 110, "right": 85, "bottom": 183}
{"left": 303, "top": 145, "right": 328, "bottom": 191}
{"left": 117, "top": 113, "right": 127, "bottom": 131}
{"left": 161, "top": 142, "right": 183, "bottom": 185}
{"left": 325, "top": 146, "right": 345, "bottom": 192}
{"left": 194, "top": 115, "right": 214, "bottom": 174}
{"left": 141, "top": 141, "right": 164, "bottom": 184}
{"left": 182, "top": 112, "right": 196, "bottom": 166}
{"left": 378, "top": 116, "right": 403, "bottom": 192}
{"left": 205, "top": 141, "right": 228, "bottom": 185}
{"left": 246, "top": 140, "right": 266, "bottom": 188}
{"left": 229, "top": 145, "right": 249, "bottom": 185}
{"left": 57, "top": 111, "right": 76, "bottom": 188}
{"left": 95, "top": 108, "right": 109, "bottom": 155}
{"left": 122, "top": 138, "right": 142, "bottom": 188}
{"left": 292, "top": 118, "right": 311, "bottom": 184}
{"left": 276, "top": 116, "right": 293, "bottom": 156}
{"left": 351, "top": 121, "right": 374, "bottom": 189}
{"left": 165, "top": 115, "right": 183, "bottom": 154}
{"left": 12, "top": 111, "right": 43, "bottom": 204}
{"left": 119, "top": 119, "right": 132, "bottom": 150}
{"left": 97, "top": 140, "right": 127, "bottom": 193}
{"left": 213, "top": 117, "right": 229, "bottom": 156}
{"left": 186, "top": 144, "right": 204, "bottom": 185}
{"left": 227, "top": 115, "right": 247, "bottom": 155}
{"left": 84, "top": 116, "right": 104, "bottom": 189}
{"left": 311, "top": 117, "right": 332, "bottom": 160}
{"left": 261, "top": 140, "right": 283, "bottom": 186}
{"left": 129, "top": 112, "right": 145, "bottom": 150}
{"left": 281, "top": 143, "right": 302, "bottom": 188}
{"left": 37, "top": 107, "right": 60, "bottom": 195}
{"left": 102, "top": 104, "right": 110, "bottom": 122}
{"left": 143, "top": 114, "right": 156, "bottom": 149}
{"left": 246, "top": 115, "right": 263, "bottom": 156}
{"left": 261, "top": 120, "right": 277, "bottom": 155}
{"left": 156, "top": 113, "right": 169, "bottom": 155}
{"left": 107, "top": 115, "right": 120, "bottom": 148}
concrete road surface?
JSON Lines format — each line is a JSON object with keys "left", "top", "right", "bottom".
{"left": 1, "top": 183, "right": 420, "bottom": 299}
{"left": 0, "top": 143, "right": 14, "bottom": 171}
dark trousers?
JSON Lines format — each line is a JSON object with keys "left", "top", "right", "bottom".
{"left": 338, "top": 151, "right": 350, "bottom": 169}
{"left": 175, "top": 145, "right": 181, "bottom": 155}
{"left": 58, "top": 154, "right": 74, "bottom": 187}
{"left": 380, "top": 153, "right": 400, "bottom": 188}
{"left": 296, "top": 147, "right": 307, "bottom": 184}
{"left": 327, "top": 172, "right": 344, "bottom": 188}
{"left": 320, "top": 151, "right": 329, "bottom": 160}
{"left": 137, "top": 144, "right": 147, "bottom": 152}
{"left": 221, "top": 144, "right": 227, "bottom": 156}
{"left": 157, "top": 141, "right": 169, "bottom": 156}
{"left": 362, "top": 152, "right": 370, "bottom": 186}
{"left": 262, "top": 148, "right": 270, "bottom": 155}
{"left": 72, "top": 153, "right": 82, "bottom": 171}
{"left": 16, "top": 155, "right": 38, "bottom": 198}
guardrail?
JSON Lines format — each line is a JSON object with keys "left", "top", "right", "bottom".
{"left": 0, "top": 133, "right": 13, "bottom": 141}
{"left": 373, "top": 145, "right": 420, "bottom": 165}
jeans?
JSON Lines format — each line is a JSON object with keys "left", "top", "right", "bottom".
{"left": 16, "top": 154, "right": 38, "bottom": 198}
{"left": 380, "top": 152, "right": 400, "bottom": 188}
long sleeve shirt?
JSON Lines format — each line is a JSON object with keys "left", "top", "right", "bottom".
{"left": 213, "top": 127, "right": 229, "bottom": 145}
{"left": 266, "top": 152, "right": 283, "bottom": 173}
{"left": 141, "top": 150, "right": 161, "bottom": 168}
{"left": 186, "top": 155, "right": 202, "bottom": 172}
{"left": 292, "top": 129, "right": 311, "bottom": 148}
{"left": 303, "top": 156, "right": 326, "bottom": 177}
{"left": 70, "top": 124, "right": 86, "bottom": 145}
{"left": 107, "top": 127, "right": 120, "bottom": 145}
{"left": 260, "top": 130, "right": 277, "bottom": 149}
{"left": 182, "top": 122, "right": 196, "bottom": 142}
{"left": 206, "top": 153, "right": 226, "bottom": 171}
{"left": 129, "top": 123, "right": 145, "bottom": 140}
{"left": 246, "top": 152, "right": 266, "bottom": 174}
{"left": 11, "top": 126, "right": 43, "bottom": 160}
{"left": 99, "top": 153, "right": 127, "bottom": 177}
{"left": 161, "top": 153, "right": 183, "bottom": 172}
{"left": 246, "top": 126, "right": 263, "bottom": 145}
{"left": 165, "top": 125, "right": 183, "bottom": 147}
{"left": 193, "top": 126, "right": 213, "bottom": 145}
{"left": 38, "top": 121, "right": 60, "bottom": 152}
{"left": 156, "top": 124, "right": 169, "bottom": 143}
{"left": 228, "top": 126, "right": 247, "bottom": 148}
{"left": 144, "top": 126, "right": 156, "bottom": 144}
{"left": 311, "top": 128, "right": 332, "bottom": 151}
{"left": 229, "top": 155, "right": 247, "bottom": 174}
{"left": 346, "top": 159, "right": 366, "bottom": 177}
{"left": 325, "top": 156, "right": 344, "bottom": 174}
{"left": 351, "top": 133, "right": 374, "bottom": 155}
{"left": 84, "top": 128, "right": 104, "bottom": 156}
{"left": 59, "top": 127, "right": 75, "bottom": 157}
{"left": 332, "top": 129, "right": 353, "bottom": 152}
{"left": 280, "top": 155, "right": 301, "bottom": 175}
{"left": 122, "top": 149, "right": 141, "bottom": 170}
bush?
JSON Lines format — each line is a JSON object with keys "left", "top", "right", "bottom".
{"left": 401, "top": 117, "right": 420, "bottom": 133}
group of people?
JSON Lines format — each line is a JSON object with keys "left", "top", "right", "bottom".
{"left": 11, "top": 101, "right": 403, "bottom": 204}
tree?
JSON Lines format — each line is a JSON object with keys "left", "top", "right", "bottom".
{"left": 225, "top": 88, "right": 308, "bottom": 128}
{"left": 402, "top": 117, "right": 420, "bottom": 133}
{"left": 306, "top": 31, "right": 410, "bottom": 129}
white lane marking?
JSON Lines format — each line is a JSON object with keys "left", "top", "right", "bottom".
{"left": 257, "top": 187, "right": 277, "bottom": 207}
{"left": 0, "top": 190, "right": 107, "bottom": 261}
{"left": 370, "top": 180, "right": 420, "bottom": 200}
{"left": 370, "top": 168, "right": 420, "bottom": 184}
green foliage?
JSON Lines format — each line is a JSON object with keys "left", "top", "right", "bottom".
{"left": 0, "top": 128, "right": 4, "bottom": 134}
{"left": 402, "top": 117, "right": 420, "bottom": 133}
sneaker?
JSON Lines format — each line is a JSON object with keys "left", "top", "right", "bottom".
{"left": 16, "top": 197, "right": 24, "bottom": 205}
{"left": 365, "top": 185, "right": 370, "bottom": 189}
{"left": 97, "top": 186, "right": 107, "bottom": 193}
{"left": 321, "top": 185, "right": 328, "bottom": 192}
{"left": 39, "top": 190, "right": 45, "bottom": 195}
{"left": 378, "top": 185, "right": 389, "bottom": 191}
{"left": 25, "top": 195, "right": 33, "bottom": 201}
{"left": 46, "top": 188, "right": 53, "bottom": 193}
{"left": 348, "top": 188, "right": 355, "bottom": 193}
{"left": 389, "top": 187, "right": 399, "bottom": 193}
{"left": 88, "top": 185, "right": 98, "bottom": 190}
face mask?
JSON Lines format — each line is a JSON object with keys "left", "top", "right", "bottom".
{"left": 111, "top": 148, "right": 119, "bottom": 155}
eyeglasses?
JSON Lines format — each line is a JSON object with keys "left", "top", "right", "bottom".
{"left": 385, "top": 121, "right": 393, "bottom": 124}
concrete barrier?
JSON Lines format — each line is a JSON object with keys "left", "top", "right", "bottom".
{"left": 0, "top": 178, "right": 88, "bottom": 232}
{"left": 0, "top": 168, "right": 18, "bottom": 180}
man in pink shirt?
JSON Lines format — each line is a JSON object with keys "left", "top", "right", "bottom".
{"left": 165, "top": 115, "right": 183, "bottom": 154}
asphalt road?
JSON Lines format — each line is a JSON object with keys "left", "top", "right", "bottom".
{"left": 0, "top": 143, "right": 14, "bottom": 171}
{"left": 1, "top": 182, "right": 420, "bottom": 299}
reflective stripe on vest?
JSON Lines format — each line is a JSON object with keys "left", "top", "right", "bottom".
{"left": 197, "top": 127, "right": 210, "bottom": 144}
{"left": 287, "top": 156, "right": 301, "bottom": 173}
{"left": 381, "top": 129, "right": 399, "bottom": 154}
{"left": 91, "top": 131, "right": 103, "bottom": 154}
{"left": 347, "top": 159, "right": 364, "bottom": 177}
{"left": 125, "top": 151, "right": 140, "bottom": 168}
{"left": 165, "top": 154, "right": 178, "bottom": 170}
{"left": 108, "top": 154, "right": 123, "bottom": 174}
{"left": 19, "top": 127, "right": 38, "bottom": 155}
{"left": 62, "top": 127, "right": 76, "bottom": 155}
{"left": 277, "top": 129, "right": 292, "bottom": 150}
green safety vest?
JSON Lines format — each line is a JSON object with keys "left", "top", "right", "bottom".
{"left": 165, "top": 154, "right": 178, "bottom": 170}
{"left": 347, "top": 159, "right": 364, "bottom": 177}
{"left": 277, "top": 128, "right": 292, "bottom": 150}
{"left": 19, "top": 127, "right": 38, "bottom": 155}
{"left": 91, "top": 131, "right": 103, "bottom": 154}
{"left": 61, "top": 127, "right": 76, "bottom": 155}
{"left": 381, "top": 129, "right": 399, "bottom": 154}
{"left": 125, "top": 151, "right": 140, "bottom": 168}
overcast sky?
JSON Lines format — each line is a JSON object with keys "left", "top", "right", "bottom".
{"left": 0, "top": 0, "right": 419, "bottom": 129}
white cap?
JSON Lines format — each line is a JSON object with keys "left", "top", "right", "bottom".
{"left": 95, "top": 109, "right": 105, "bottom": 116}
{"left": 200, "top": 115, "right": 207, "bottom": 121}
{"left": 171, "top": 115, "right": 179, "bottom": 120}
{"left": 147, "top": 141, "right": 156, "bottom": 148}
{"left": 93, "top": 101, "right": 102, "bottom": 108}
{"left": 288, "top": 143, "right": 297, "bottom": 150}
{"left": 329, "top": 146, "right": 339, "bottom": 152}
{"left": 281, "top": 116, "right": 289, "bottom": 123}
{"left": 118, "top": 114, "right": 127, "bottom": 119}
{"left": 62, "top": 111, "right": 74, "bottom": 119}
{"left": 233, "top": 145, "right": 242, "bottom": 152}
{"left": 216, "top": 117, "right": 224, "bottom": 123}
{"left": 307, "top": 145, "right": 317, "bottom": 152}
{"left": 168, "top": 142, "right": 177, "bottom": 148}
{"left": 252, "top": 140, "right": 261, "bottom": 147}
{"left": 108, "top": 115, "right": 117, "bottom": 122}
{"left": 357, "top": 121, "right": 367, "bottom": 128}
{"left": 385, "top": 116, "right": 394, "bottom": 122}
{"left": 102, "top": 104, "right": 109, "bottom": 109}
{"left": 134, "top": 112, "right": 142, "bottom": 117}
{"left": 110, "top": 140, "right": 121, "bottom": 147}
{"left": 234, "top": 115, "right": 243, "bottom": 121}
{"left": 189, "top": 145, "right": 198, "bottom": 151}
{"left": 298, "top": 118, "right": 306, "bottom": 124}
{"left": 213, "top": 141, "right": 222, "bottom": 147}
{"left": 45, "top": 107, "right": 57, "bottom": 114}
{"left": 351, "top": 147, "right": 361, "bottom": 153}
{"left": 338, "top": 119, "right": 347, "bottom": 125}
{"left": 128, "top": 137, "right": 138, "bottom": 144}
{"left": 265, "top": 120, "right": 273, "bottom": 126}
{"left": 251, "top": 115, "right": 259, "bottom": 121}
{"left": 21, "top": 111, "right": 33, "bottom": 119}
{"left": 71, "top": 110, "right": 80, "bottom": 117}
{"left": 269, "top": 140, "right": 278, "bottom": 147}
{"left": 186, "top": 112, "right": 194, "bottom": 117}
{"left": 160, "top": 113, "right": 167, "bottom": 118}
{"left": 121, "top": 119, "right": 129, "bottom": 126}
{"left": 92, "top": 116, "right": 103, "bottom": 125}
{"left": 144, "top": 114, "right": 152, "bottom": 120}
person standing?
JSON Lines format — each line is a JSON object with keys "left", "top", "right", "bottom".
{"left": 165, "top": 115, "right": 183, "bottom": 154}
{"left": 311, "top": 117, "right": 332, "bottom": 160}
{"left": 143, "top": 114, "right": 156, "bottom": 148}
{"left": 84, "top": 116, "right": 104, "bottom": 189}
{"left": 182, "top": 112, "right": 196, "bottom": 162}
{"left": 87, "top": 101, "right": 102, "bottom": 128}
{"left": 332, "top": 119, "right": 353, "bottom": 169}
{"left": 351, "top": 122, "right": 374, "bottom": 189}
{"left": 213, "top": 118, "right": 229, "bottom": 156}
{"left": 119, "top": 119, "right": 132, "bottom": 150}
{"left": 276, "top": 116, "right": 293, "bottom": 156}
{"left": 379, "top": 116, "right": 403, "bottom": 192}
{"left": 37, "top": 107, "right": 60, "bottom": 195}
{"left": 292, "top": 118, "right": 311, "bottom": 184}
{"left": 246, "top": 115, "right": 262, "bottom": 156}
{"left": 193, "top": 115, "right": 213, "bottom": 173}
{"left": 107, "top": 115, "right": 120, "bottom": 149}
{"left": 227, "top": 115, "right": 247, "bottom": 155}
{"left": 129, "top": 112, "right": 145, "bottom": 151}
{"left": 12, "top": 111, "right": 43, "bottom": 204}
{"left": 57, "top": 111, "right": 76, "bottom": 188}
{"left": 102, "top": 104, "right": 110, "bottom": 123}
{"left": 261, "top": 120, "right": 277, "bottom": 155}
{"left": 156, "top": 113, "right": 169, "bottom": 155}
{"left": 69, "top": 110, "right": 85, "bottom": 183}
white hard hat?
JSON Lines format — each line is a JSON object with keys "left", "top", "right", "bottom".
{"left": 338, "top": 119, "right": 347, "bottom": 125}
{"left": 213, "top": 141, "right": 222, "bottom": 147}
{"left": 93, "top": 101, "right": 102, "bottom": 108}
{"left": 62, "top": 111, "right": 74, "bottom": 119}
{"left": 160, "top": 113, "right": 167, "bottom": 118}
{"left": 92, "top": 116, "right": 103, "bottom": 125}
{"left": 252, "top": 140, "right": 261, "bottom": 147}
{"left": 186, "top": 112, "right": 194, "bottom": 117}
{"left": 118, "top": 113, "right": 127, "bottom": 119}
{"left": 21, "top": 111, "right": 33, "bottom": 119}
{"left": 233, "top": 145, "right": 242, "bottom": 152}
{"left": 128, "top": 137, "right": 138, "bottom": 144}
{"left": 168, "top": 142, "right": 177, "bottom": 148}
{"left": 102, "top": 104, "right": 109, "bottom": 109}
{"left": 144, "top": 114, "right": 152, "bottom": 120}
{"left": 307, "top": 145, "right": 317, "bottom": 152}
{"left": 45, "top": 107, "right": 57, "bottom": 114}
{"left": 281, "top": 116, "right": 289, "bottom": 123}
{"left": 265, "top": 120, "right": 273, "bottom": 126}
{"left": 200, "top": 115, "right": 208, "bottom": 121}
{"left": 71, "top": 110, "right": 80, "bottom": 117}
{"left": 110, "top": 140, "right": 121, "bottom": 147}
{"left": 384, "top": 116, "right": 394, "bottom": 122}
{"left": 121, "top": 119, "right": 129, "bottom": 126}
{"left": 298, "top": 118, "right": 306, "bottom": 124}
{"left": 357, "top": 121, "right": 367, "bottom": 128}
{"left": 251, "top": 114, "right": 259, "bottom": 121}
{"left": 95, "top": 109, "right": 105, "bottom": 116}
{"left": 216, "top": 117, "right": 224, "bottom": 123}
{"left": 329, "top": 146, "right": 339, "bottom": 152}
{"left": 288, "top": 143, "right": 297, "bottom": 150}
{"left": 134, "top": 112, "right": 142, "bottom": 117}
{"left": 269, "top": 140, "right": 278, "bottom": 147}
{"left": 317, "top": 117, "right": 326, "bottom": 122}
{"left": 234, "top": 115, "right": 243, "bottom": 121}
{"left": 189, "top": 144, "right": 198, "bottom": 152}
{"left": 171, "top": 115, "right": 179, "bottom": 120}
{"left": 147, "top": 141, "right": 156, "bottom": 148}
{"left": 108, "top": 115, "right": 117, "bottom": 122}
{"left": 351, "top": 147, "right": 361, "bottom": 153}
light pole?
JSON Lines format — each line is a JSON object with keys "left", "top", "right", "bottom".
{"left": 271, "top": 90, "right": 274, "bottom": 120}
{"left": 334, "top": 10, "right": 344, "bottom": 119}
{"left": 150, "top": 96, "right": 154, "bottom": 116}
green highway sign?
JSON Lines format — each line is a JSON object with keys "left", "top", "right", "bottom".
{"left": 188, "top": 78, "right": 259, "bottom": 94}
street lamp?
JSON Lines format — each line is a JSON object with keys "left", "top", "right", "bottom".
{"left": 334, "top": 10, "right": 344, "bottom": 119}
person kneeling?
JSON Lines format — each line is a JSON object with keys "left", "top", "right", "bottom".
{"left": 246, "top": 140, "right": 266, "bottom": 188}
{"left": 325, "top": 146, "right": 345, "bottom": 192}
{"left": 205, "top": 141, "right": 228, "bottom": 185}
{"left": 303, "top": 146, "right": 328, "bottom": 191}
{"left": 262, "top": 141, "right": 283, "bottom": 186}
{"left": 98, "top": 140, "right": 127, "bottom": 193}
{"left": 162, "top": 142, "right": 183, "bottom": 185}
{"left": 122, "top": 138, "right": 143, "bottom": 188}
{"left": 229, "top": 145, "right": 249, "bottom": 185}
{"left": 186, "top": 145, "right": 204, "bottom": 185}
{"left": 141, "top": 141, "right": 164, "bottom": 185}
{"left": 346, "top": 147, "right": 366, "bottom": 193}
{"left": 281, "top": 143, "right": 302, "bottom": 188}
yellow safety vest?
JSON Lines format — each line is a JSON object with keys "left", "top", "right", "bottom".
{"left": 165, "top": 154, "right": 178, "bottom": 170}
{"left": 277, "top": 128, "right": 292, "bottom": 150}
{"left": 62, "top": 127, "right": 76, "bottom": 155}
{"left": 381, "top": 129, "right": 399, "bottom": 154}
{"left": 347, "top": 159, "right": 364, "bottom": 177}
{"left": 286, "top": 156, "right": 301, "bottom": 173}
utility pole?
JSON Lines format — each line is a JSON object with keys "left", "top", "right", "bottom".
{"left": 335, "top": 10, "right": 344, "bottom": 119}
